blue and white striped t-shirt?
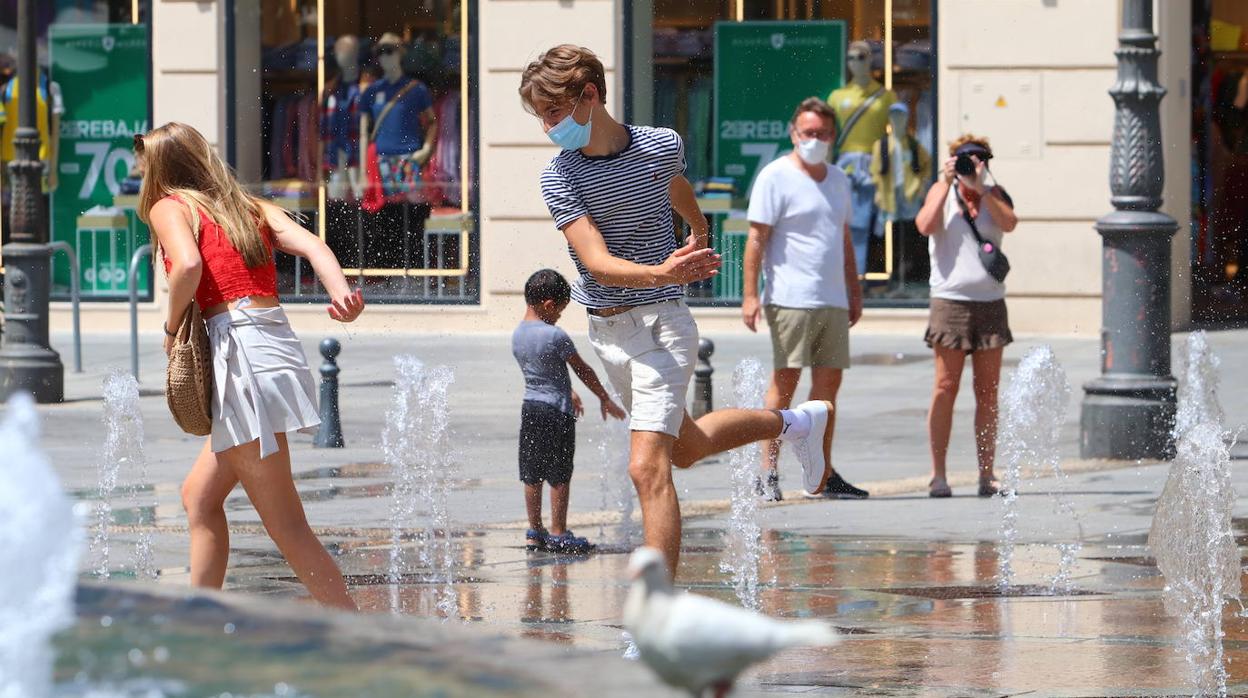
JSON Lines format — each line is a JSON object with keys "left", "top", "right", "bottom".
{"left": 539, "top": 125, "right": 686, "bottom": 309}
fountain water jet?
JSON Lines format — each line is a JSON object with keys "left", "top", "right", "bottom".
{"left": 0, "top": 394, "right": 83, "bottom": 697}
{"left": 719, "top": 358, "right": 766, "bottom": 610}
{"left": 994, "top": 346, "right": 1071, "bottom": 590}
{"left": 596, "top": 412, "right": 637, "bottom": 547}
{"left": 1148, "top": 331, "right": 1239, "bottom": 697}
{"left": 383, "top": 356, "right": 459, "bottom": 619}
{"left": 91, "top": 370, "right": 154, "bottom": 579}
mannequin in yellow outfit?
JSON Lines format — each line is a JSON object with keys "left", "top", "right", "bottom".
{"left": 827, "top": 41, "right": 895, "bottom": 274}
{"left": 0, "top": 73, "right": 63, "bottom": 192}
{"left": 870, "top": 102, "right": 930, "bottom": 221}
{"left": 870, "top": 102, "right": 931, "bottom": 282}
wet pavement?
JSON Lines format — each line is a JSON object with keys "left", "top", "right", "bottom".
{"left": 77, "top": 460, "right": 1248, "bottom": 696}
{"left": 24, "top": 329, "right": 1248, "bottom": 695}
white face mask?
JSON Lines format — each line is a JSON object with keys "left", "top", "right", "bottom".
{"left": 796, "top": 138, "right": 830, "bottom": 165}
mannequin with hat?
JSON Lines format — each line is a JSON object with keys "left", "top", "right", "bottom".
{"left": 358, "top": 32, "right": 438, "bottom": 270}
{"left": 827, "top": 40, "right": 896, "bottom": 274}
{"left": 359, "top": 32, "right": 438, "bottom": 209}
{"left": 870, "top": 102, "right": 931, "bottom": 282}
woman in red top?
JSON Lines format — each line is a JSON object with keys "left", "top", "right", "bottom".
{"left": 137, "top": 122, "right": 364, "bottom": 610}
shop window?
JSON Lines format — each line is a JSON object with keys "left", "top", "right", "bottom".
{"left": 0, "top": 1, "right": 153, "bottom": 302}
{"left": 651, "top": 0, "right": 934, "bottom": 306}
{"left": 1193, "top": 0, "right": 1248, "bottom": 323}
{"left": 246, "top": 0, "right": 477, "bottom": 304}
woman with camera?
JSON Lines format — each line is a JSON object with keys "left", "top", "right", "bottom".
{"left": 915, "top": 134, "right": 1017, "bottom": 499}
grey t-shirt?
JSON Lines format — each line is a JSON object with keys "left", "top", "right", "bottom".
{"left": 512, "top": 320, "right": 577, "bottom": 415}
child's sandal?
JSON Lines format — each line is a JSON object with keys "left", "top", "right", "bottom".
{"left": 525, "top": 528, "right": 550, "bottom": 551}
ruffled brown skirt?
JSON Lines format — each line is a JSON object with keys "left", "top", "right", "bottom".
{"left": 924, "top": 298, "right": 1013, "bottom": 354}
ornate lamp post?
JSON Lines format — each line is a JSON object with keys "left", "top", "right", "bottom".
{"left": 1080, "top": 0, "right": 1176, "bottom": 460}
{"left": 0, "top": 0, "right": 64, "bottom": 403}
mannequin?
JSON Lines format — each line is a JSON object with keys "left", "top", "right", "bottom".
{"left": 359, "top": 32, "right": 438, "bottom": 203}
{"left": 359, "top": 32, "right": 438, "bottom": 271}
{"left": 827, "top": 41, "right": 895, "bottom": 274}
{"left": 870, "top": 102, "right": 931, "bottom": 282}
{"left": 322, "top": 34, "right": 363, "bottom": 200}
{"left": 1, "top": 69, "right": 63, "bottom": 193}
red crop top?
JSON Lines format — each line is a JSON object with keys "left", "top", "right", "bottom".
{"left": 160, "top": 195, "right": 278, "bottom": 308}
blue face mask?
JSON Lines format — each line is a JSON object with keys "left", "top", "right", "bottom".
{"left": 546, "top": 90, "right": 592, "bottom": 151}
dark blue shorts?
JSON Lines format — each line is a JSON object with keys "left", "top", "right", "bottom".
{"left": 518, "top": 400, "right": 576, "bottom": 485}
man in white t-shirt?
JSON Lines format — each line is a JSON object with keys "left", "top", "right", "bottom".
{"left": 743, "top": 97, "right": 867, "bottom": 501}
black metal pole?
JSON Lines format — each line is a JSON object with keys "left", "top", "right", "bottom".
{"left": 692, "top": 338, "right": 714, "bottom": 419}
{"left": 1080, "top": 0, "right": 1177, "bottom": 460}
{"left": 314, "top": 338, "right": 344, "bottom": 448}
{"left": 0, "top": 0, "right": 64, "bottom": 403}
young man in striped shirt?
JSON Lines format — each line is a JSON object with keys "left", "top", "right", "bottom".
{"left": 520, "top": 45, "right": 840, "bottom": 578}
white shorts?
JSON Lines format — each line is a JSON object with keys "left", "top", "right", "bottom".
{"left": 206, "top": 307, "right": 320, "bottom": 458}
{"left": 588, "top": 299, "right": 698, "bottom": 437}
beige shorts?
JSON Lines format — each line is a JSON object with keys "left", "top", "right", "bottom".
{"left": 588, "top": 299, "right": 698, "bottom": 437}
{"left": 764, "top": 305, "right": 851, "bottom": 370}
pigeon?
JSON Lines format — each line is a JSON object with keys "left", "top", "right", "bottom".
{"left": 622, "top": 547, "right": 839, "bottom": 697}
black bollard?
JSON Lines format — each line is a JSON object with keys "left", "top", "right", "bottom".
{"left": 692, "top": 337, "right": 714, "bottom": 419}
{"left": 314, "top": 338, "right": 344, "bottom": 448}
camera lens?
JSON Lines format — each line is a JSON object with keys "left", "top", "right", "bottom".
{"left": 955, "top": 154, "right": 976, "bottom": 177}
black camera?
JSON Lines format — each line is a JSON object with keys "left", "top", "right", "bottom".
{"left": 954, "top": 153, "right": 978, "bottom": 177}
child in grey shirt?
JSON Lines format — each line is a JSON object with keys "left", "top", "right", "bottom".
{"left": 512, "top": 269, "right": 624, "bottom": 554}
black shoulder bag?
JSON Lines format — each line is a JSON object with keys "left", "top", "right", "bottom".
{"left": 954, "top": 183, "right": 1010, "bottom": 283}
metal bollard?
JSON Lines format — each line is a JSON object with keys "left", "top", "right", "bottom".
{"left": 47, "top": 241, "right": 82, "bottom": 373}
{"left": 692, "top": 337, "right": 714, "bottom": 419}
{"left": 313, "top": 337, "right": 345, "bottom": 448}
{"left": 128, "top": 244, "right": 152, "bottom": 380}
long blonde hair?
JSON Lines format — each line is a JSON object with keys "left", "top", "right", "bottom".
{"left": 135, "top": 122, "right": 270, "bottom": 268}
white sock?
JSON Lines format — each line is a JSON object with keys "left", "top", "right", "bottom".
{"left": 777, "top": 408, "right": 811, "bottom": 440}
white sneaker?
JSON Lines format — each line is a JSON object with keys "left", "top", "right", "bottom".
{"left": 779, "top": 400, "right": 831, "bottom": 495}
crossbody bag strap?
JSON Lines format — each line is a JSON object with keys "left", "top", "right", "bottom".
{"left": 953, "top": 182, "right": 989, "bottom": 245}
{"left": 833, "top": 86, "right": 885, "bottom": 157}
{"left": 369, "top": 80, "right": 420, "bottom": 140}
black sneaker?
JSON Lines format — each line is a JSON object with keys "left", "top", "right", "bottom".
{"left": 823, "top": 473, "right": 869, "bottom": 499}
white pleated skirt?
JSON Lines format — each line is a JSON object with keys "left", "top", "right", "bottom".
{"left": 206, "top": 307, "right": 320, "bottom": 458}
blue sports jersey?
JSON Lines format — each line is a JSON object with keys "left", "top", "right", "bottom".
{"left": 360, "top": 76, "right": 433, "bottom": 156}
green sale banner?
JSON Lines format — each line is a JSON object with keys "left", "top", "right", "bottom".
{"left": 50, "top": 23, "right": 150, "bottom": 298}
{"left": 713, "top": 21, "right": 846, "bottom": 198}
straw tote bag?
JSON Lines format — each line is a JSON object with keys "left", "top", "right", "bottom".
{"left": 166, "top": 301, "right": 213, "bottom": 436}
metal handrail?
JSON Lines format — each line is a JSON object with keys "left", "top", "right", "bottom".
{"left": 47, "top": 241, "right": 81, "bottom": 373}
{"left": 128, "top": 243, "right": 152, "bottom": 380}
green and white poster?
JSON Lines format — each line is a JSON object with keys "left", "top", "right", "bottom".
{"left": 713, "top": 21, "right": 846, "bottom": 197}
{"left": 50, "top": 23, "right": 149, "bottom": 298}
